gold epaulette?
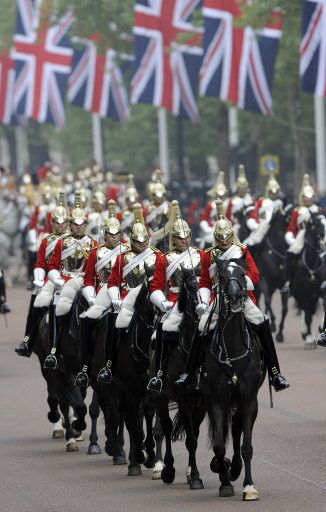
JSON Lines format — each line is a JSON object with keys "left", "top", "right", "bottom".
{"left": 205, "top": 246, "right": 214, "bottom": 253}
{"left": 236, "top": 242, "right": 245, "bottom": 249}
{"left": 150, "top": 245, "right": 160, "bottom": 253}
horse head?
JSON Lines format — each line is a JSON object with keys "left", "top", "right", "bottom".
{"left": 305, "top": 213, "right": 326, "bottom": 252}
{"left": 216, "top": 257, "right": 247, "bottom": 314}
{"left": 178, "top": 266, "right": 199, "bottom": 315}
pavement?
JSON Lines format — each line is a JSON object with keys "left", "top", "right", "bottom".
{"left": 1, "top": 286, "right": 326, "bottom": 512}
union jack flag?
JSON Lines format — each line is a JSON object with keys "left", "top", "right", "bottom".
{"left": 0, "top": 52, "right": 15, "bottom": 125}
{"left": 200, "top": 0, "right": 282, "bottom": 115}
{"left": 301, "top": 0, "right": 326, "bottom": 95}
{"left": 131, "top": 0, "right": 203, "bottom": 122}
{"left": 11, "top": 0, "right": 73, "bottom": 127}
{"left": 68, "top": 42, "right": 130, "bottom": 121}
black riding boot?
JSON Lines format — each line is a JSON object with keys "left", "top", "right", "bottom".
{"left": 251, "top": 319, "right": 290, "bottom": 392}
{"left": 15, "top": 296, "right": 46, "bottom": 356}
{"left": 26, "top": 251, "right": 37, "bottom": 290}
{"left": 75, "top": 316, "right": 97, "bottom": 388}
{"left": 146, "top": 327, "right": 170, "bottom": 394}
{"left": 317, "top": 314, "right": 326, "bottom": 347}
{"left": 44, "top": 312, "right": 68, "bottom": 369}
{"left": 282, "top": 252, "right": 296, "bottom": 295}
{"left": 175, "top": 332, "right": 202, "bottom": 388}
{"left": 97, "top": 325, "right": 120, "bottom": 384}
{"left": 0, "top": 269, "right": 10, "bottom": 314}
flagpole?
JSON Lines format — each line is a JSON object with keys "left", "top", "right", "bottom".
{"left": 158, "top": 107, "right": 170, "bottom": 184}
{"left": 15, "top": 126, "right": 28, "bottom": 177}
{"left": 92, "top": 113, "right": 104, "bottom": 170}
{"left": 228, "top": 105, "right": 239, "bottom": 191}
{"left": 314, "top": 95, "right": 326, "bottom": 194}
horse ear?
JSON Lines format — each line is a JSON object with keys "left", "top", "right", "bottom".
{"left": 181, "top": 266, "right": 194, "bottom": 278}
{"left": 215, "top": 259, "right": 225, "bottom": 273}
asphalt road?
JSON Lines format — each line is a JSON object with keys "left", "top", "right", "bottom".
{"left": 1, "top": 286, "right": 326, "bottom": 512}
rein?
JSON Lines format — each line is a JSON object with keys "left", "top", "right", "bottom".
{"left": 266, "top": 235, "right": 285, "bottom": 261}
{"left": 301, "top": 246, "right": 325, "bottom": 281}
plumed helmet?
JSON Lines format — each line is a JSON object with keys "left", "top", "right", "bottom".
{"left": 265, "top": 171, "right": 281, "bottom": 197}
{"left": 103, "top": 199, "right": 121, "bottom": 235}
{"left": 207, "top": 171, "right": 228, "bottom": 199}
{"left": 149, "top": 169, "right": 167, "bottom": 199}
{"left": 130, "top": 203, "right": 148, "bottom": 243}
{"left": 91, "top": 187, "right": 106, "bottom": 207}
{"left": 52, "top": 189, "right": 68, "bottom": 224}
{"left": 170, "top": 200, "right": 191, "bottom": 239}
{"left": 69, "top": 190, "right": 87, "bottom": 225}
{"left": 213, "top": 199, "right": 234, "bottom": 247}
{"left": 299, "top": 173, "right": 315, "bottom": 204}
{"left": 236, "top": 164, "right": 249, "bottom": 191}
{"left": 125, "top": 174, "right": 139, "bottom": 203}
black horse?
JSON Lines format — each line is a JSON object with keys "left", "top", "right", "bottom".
{"left": 112, "top": 281, "right": 161, "bottom": 476}
{"left": 200, "top": 257, "right": 266, "bottom": 501}
{"left": 291, "top": 213, "right": 326, "bottom": 347}
{"left": 254, "top": 207, "right": 293, "bottom": 342}
{"left": 153, "top": 267, "right": 206, "bottom": 489}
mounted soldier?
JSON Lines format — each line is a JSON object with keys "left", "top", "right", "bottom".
{"left": 15, "top": 190, "right": 69, "bottom": 357}
{"left": 199, "top": 171, "right": 228, "bottom": 249}
{"left": 145, "top": 170, "right": 170, "bottom": 245}
{"left": 43, "top": 191, "right": 98, "bottom": 370}
{"left": 225, "top": 164, "right": 254, "bottom": 240}
{"left": 87, "top": 187, "right": 107, "bottom": 242}
{"left": 283, "top": 173, "right": 323, "bottom": 295}
{"left": 147, "top": 200, "right": 202, "bottom": 393}
{"left": 186, "top": 200, "right": 289, "bottom": 392}
{"left": 98, "top": 203, "right": 161, "bottom": 383}
{"left": 74, "top": 200, "right": 129, "bottom": 387}
{"left": 117, "top": 174, "right": 139, "bottom": 242}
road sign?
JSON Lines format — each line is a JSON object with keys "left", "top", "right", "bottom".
{"left": 260, "top": 154, "right": 280, "bottom": 176}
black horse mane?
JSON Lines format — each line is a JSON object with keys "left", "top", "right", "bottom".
{"left": 178, "top": 267, "right": 198, "bottom": 314}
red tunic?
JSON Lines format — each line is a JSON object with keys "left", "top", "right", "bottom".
{"left": 199, "top": 246, "right": 259, "bottom": 304}
{"left": 248, "top": 197, "right": 264, "bottom": 223}
{"left": 200, "top": 202, "right": 215, "bottom": 227}
{"left": 286, "top": 209, "right": 300, "bottom": 237}
{"left": 35, "top": 238, "right": 49, "bottom": 271}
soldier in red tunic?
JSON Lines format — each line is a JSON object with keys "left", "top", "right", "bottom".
{"left": 194, "top": 200, "right": 289, "bottom": 392}
{"left": 74, "top": 200, "right": 129, "bottom": 388}
{"left": 199, "top": 171, "right": 228, "bottom": 248}
{"left": 15, "top": 190, "right": 69, "bottom": 357}
{"left": 224, "top": 164, "right": 254, "bottom": 237}
{"left": 43, "top": 191, "right": 98, "bottom": 369}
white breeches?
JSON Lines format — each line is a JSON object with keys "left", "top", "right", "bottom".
{"left": 56, "top": 277, "right": 84, "bottom": 317}
{"left": 34, "top": 281, "right": 55, "bottom": 308}
{"left": 243, "top": 221, "right": 270, "bottom": 247}
{"left": 288, "top": 229, "right": 305, "bottom": 255}
{"left": 162, "top": 302, "right": 183, "bottom": 332}
{"left": 85, "top": 286, "right": 112, "bottom": 319}
{"left": 115, "top": 285, "right": 142, "bottom": 329}
{"left": 199, "top": 296, "right": 265, "bottom": 332}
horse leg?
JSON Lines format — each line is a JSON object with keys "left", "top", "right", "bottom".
{"left": 208, "top": 403, "right": 234, "bottom": 497}
{"left": 303, "top": 310, "right": 316, "bottom": 349}
{"left": 143, "top": 402, "right": 156, "bottom": 469}
{"left": 99, "top": 389, "right": 126, "bottom": 465}
{"left": 229, "top": 409, "right": 243, "bottom": 481}
{"left": 276, "top": 289, "right": 289, "bottom": 342}
{"left": 57, "top": 386, "right": 79, "bottom": 452}
{"left": 123, "top": 393, "right": 145, "bottom": 476}
{"left": 241, "top": 398, "right": 259, "bottom": 501}
{"left": 87, "top": 391, "right": 101, "bottom": 455}
{"left": 70, "top": 382, "right": 88, "bottom": 433}
{"left": 260, "top": 279, "right": 275, "bottom": 332}
{"left": 179, "top": 403, "right": 205, "bottom": 490}
{"left": 152, "top": 414, "right": 164, "bottom": 480}
{"left": 155, "top": 396, "right": 175, "bottom": 484}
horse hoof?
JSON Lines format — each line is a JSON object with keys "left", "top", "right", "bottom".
{"left": 161, "top": 466, "right": 175, "bottom": 484}
{"left": 66, "top": 441, "right": 79, "bottom": 452}
{"left": 190, "top": 478, "right": 204, "bottom": 490}
{"left": 144, "top": 455, "right": 155, "bottom": 469}
{"left": 152, "top": 461, "right": 164, "bottom": 480}
{"left": 71, "top": 419, "right": 87, "bottom": 432}
{"left": 87, "top": 443, "right": 101, "bottom": 455}
{"left": 243, "top": 485, "right": 259, "bottom": 501}
{"left": 52, "top": 429, "right": 64, "bottom": 439}
{"left": 219, "top": 484, "right": 234, "bottom": 497}
{"left": 185, "top": 466, "right": 191, "bottom": 484}
{"left": 210, "top": 457, "right": 219, "bottom": 473}
{"left": 276, "top": 333, "right": 284, "bottom": 343}
{"left": 113, "top": 455, "right": 127, "bottom": 465}
{"left": 128, "top": 464, "right": 142, "bottom": 476}
{"left": 75, "top": 433, "right": 84, "bottom": 442}
{"left": 135, "top": 450, "right": 145, "bottom": 465}
{"left": 304, "top": 336, "right": 317, "bottom": 350}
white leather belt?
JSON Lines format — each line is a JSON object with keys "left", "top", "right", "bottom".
{"left": 62, "top": 270, "right": 85, "bottom": 278}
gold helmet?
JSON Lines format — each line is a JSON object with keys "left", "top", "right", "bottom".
{"left": 236, "top": 164, "right": 249, "bottom": 192}
{"left": 69, "top": 190, "right": 87, "bottom": 225}
{"left": 52, "top": 189, "right": 68, "bottom": 224}
{"left": 130, "top": 203, "right": 148, "bottom": 243}
{"left": 265, "top": 171, "right": 281, "bottom": 198}
{"left": 299, "top": 173, "right": 315, "bottom": 205}
{"left": 170, "top": 200, "right": 191, "bottom": 239}
{"left": 207, "top": 171, "right": 228, "bottom": 199}
{"left": 213, "top": 199, "right": 234, "bottom": 250}
{"left": 91, "top": 186, "right": 106, "bottom": 207}
{"left": 146, "top": 168, "right": 162, "bottom": 200}
{"left": 103, "top": 199, "right": 121, "bottom": 235}
{"left": 125, "top": 174, "right": 139, "bottom": 203}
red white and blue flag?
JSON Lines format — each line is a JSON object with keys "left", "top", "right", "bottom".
{"left": 131, "top": 0, "right": 203, "bottom": 122}
{"left": 0, "top": 52, "right": 15, "bottom": 125}
{"left": 301, "top": 0, "right": 326, "bottom": 96}
{"left": 68, "top": 43, "right": 130, "bottom": 121}
{"left": 11, "top": 0, "right": 73, "bottom": 127}
{"left": 200, "top": 0, "right": 282, "bottom": 115}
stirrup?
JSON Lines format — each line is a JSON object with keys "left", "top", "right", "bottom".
{"left": 15, "top": 340, "right": 32, "bottom": 358}
{"left": 75, "top": 371, "right": 89, "bottom": 388}
{"left": 97, "top": 366, "right": 113, "bottom": 384}
{"left": 272, "top": 373, "right": 290, "bottom": 392}
{"left": 44, "top": 354, "right": 58, "bottom": 369}
{"left": 147, "top": 375, "right": 163, "bottom": 394}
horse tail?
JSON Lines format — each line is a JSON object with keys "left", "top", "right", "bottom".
{"left": 207, "top": 408, "right": 232, "bottom": 448}
{"left": 171, "top": 410, "right": 186, "bottom": 442}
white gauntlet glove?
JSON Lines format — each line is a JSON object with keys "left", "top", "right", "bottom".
{"left": 196, "top": 302, "right": 208, "bottom": 317}
{"left": 54, "top": 278, "right": 65, "bottom": 290}
{"left": 33, "top": 279, "right": 44, "bottom": 289}
{"left": 161, "top": 300, "right": 173, "bottom": 313}
{"left": 112, "top": 299, "right": 123, "bottom": 312}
